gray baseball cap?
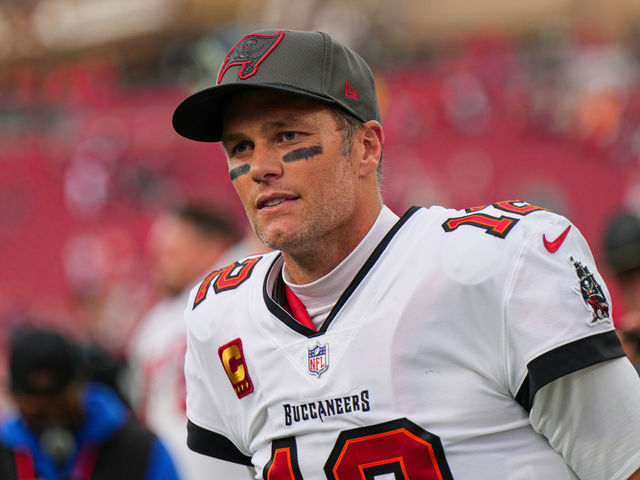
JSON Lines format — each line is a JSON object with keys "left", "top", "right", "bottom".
{"left": 172, "top": 29, "right": 381, "bottom": 142}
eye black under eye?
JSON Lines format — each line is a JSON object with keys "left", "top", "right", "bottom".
{"left": 282, "top": 145, "right": 323, "bottom": 163}
{"left": 229, "top": 164, "right": 250, "bottom": 181}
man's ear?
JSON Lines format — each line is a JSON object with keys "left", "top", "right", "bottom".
{"left": 359, "top": 120, "right": 384, "bottom": 177}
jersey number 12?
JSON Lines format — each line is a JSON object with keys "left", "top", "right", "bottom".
{"left": 264, "top": 418, "right": 454, "bottom": 479}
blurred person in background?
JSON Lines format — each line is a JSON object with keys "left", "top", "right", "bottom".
{"left": 0, "top": 326, "right": 179, "bottom": 480}
{"left": 0, "top": 442, "right": 21, "bottom": 478}
{"left": 171, "top": 28, "right": 640, "bottom": 479}
{"left": 127, "top": 203, "right": 254, "bottom": 479}
{"left": 215, "top": 222, "right": 270, "bottom": 267}
{"left": 604, "top": 210, "right": 640, "bottom": 373}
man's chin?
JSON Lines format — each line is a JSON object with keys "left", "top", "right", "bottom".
{"left": 257, "top": 230, "right": 301, "bottom": 253}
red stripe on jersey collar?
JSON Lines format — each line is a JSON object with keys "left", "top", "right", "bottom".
{"left": 285, "top": 285, "right": 317, "bottom": 331}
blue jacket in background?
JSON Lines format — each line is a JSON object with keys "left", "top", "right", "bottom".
{"left": 0, "top": 382, "right": 180, "bottom": 480}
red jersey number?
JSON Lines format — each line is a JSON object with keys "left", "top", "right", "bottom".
{"left": 263, "top": 418, "right": 454, "bottom": 479}
{"left": 442, "top": 200, "right": 545, "bottom": 239}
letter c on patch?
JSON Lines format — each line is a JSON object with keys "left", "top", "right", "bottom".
{"left": 221, "top": 344, "right": 245, "bottom": 383}
{"left": 218, "top": 338, "right": 254, "bottom": 399}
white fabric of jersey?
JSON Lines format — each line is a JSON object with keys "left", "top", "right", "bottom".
{"left": 183, "top": 203, "right": 640, "bottom": 479}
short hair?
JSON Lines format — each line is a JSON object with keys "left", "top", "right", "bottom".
{"left": 331, "top": 106, "right": 383, "bottom": 184}
{"left": 170, "top": 203, "right": 237, "bottom": 240}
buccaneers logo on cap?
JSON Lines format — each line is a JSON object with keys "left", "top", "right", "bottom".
{"left": 217, "top": 30, "right": 285, "bottom": 83}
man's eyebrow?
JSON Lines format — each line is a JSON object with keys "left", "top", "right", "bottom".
{"left": 260, "top": 117, "right": 308, "bottom": 133}
{"left": 222, "top": 114, "right": 312, "bottom": 142}
{"left": 221, "top": 132, "right": 246, "bottom": 145}
{"left": 267, "top": 115, "right": 306, "bottom": 127}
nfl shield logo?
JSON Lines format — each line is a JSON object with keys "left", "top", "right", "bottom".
{"left": 308, "top": 343, "right": 329, "bottom": 377}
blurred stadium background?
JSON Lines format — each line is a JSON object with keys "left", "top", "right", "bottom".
{"left": 2, "top": 0, "right": 640, "bottom": 362}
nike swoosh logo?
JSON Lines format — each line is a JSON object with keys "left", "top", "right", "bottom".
{"left": 543, "top": 225, "right": 571, "bottom": 253}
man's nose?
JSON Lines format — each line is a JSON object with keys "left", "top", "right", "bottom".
{"left": 250, "top": 144, "right": 284, "bottom": 182}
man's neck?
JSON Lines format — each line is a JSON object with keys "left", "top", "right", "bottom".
{"left": 282, "top": 203, "right": 383, "bottom": 285}
{"left": 281, "top": 205, "right": 399, "bottom": 328}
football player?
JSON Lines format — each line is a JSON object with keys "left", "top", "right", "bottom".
{"left": 172, "top": 29, "right": 640, "bottom": 479}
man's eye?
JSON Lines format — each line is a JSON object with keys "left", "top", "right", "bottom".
{"left": 280, "top": 132, "right": 298, "bottom": 142}
{"left": 231, "top": 142, "right": 251, "bottom": 155}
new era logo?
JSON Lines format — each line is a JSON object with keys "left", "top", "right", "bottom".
{"left": 345, "top": 81, "right": 359, "bottom": 99}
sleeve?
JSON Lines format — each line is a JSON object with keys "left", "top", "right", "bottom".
{"left": 530, "top": 357, "right": 640, "bottom": 480}
{"left": 504, "top": 215, "right": 625, "bottom": 410}
{"left": 183, "top": 311, "right": 252, "bottom": 465}
{"left": 186, "top": 420, "right": 252, "bottom": 466}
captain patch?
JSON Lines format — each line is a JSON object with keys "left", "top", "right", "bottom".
{"left": 218, "top": 338, "right": 254, "bottom": 399}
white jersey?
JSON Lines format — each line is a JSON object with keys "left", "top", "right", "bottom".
{"left": 128, "top": 291, "right": 252, "bottom": 480}
{"left": 184, "top": 202, "right": 636, "bottom": 479}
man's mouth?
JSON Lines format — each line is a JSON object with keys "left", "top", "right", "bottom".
{"left": 257, "top": 194, "right": 299, "bottom": 209}
{"left": 263, "top": 198, "right": 287, "bottom": 208}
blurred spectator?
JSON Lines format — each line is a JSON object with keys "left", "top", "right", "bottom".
{"left": 127, "top": 203, "right": 254, "bottom": 480}
{"left": 0, "top": 326, "right": 180, "bottom": 480}
{"left": 215, "top": 222, "right": 270, "bottom": 267}
{"left": 604, "top": 210, "right": 640, "bottom": 373}
{"left": 77, "top": 341, "right": 132, "bottom": 409}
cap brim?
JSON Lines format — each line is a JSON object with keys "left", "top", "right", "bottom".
{"left": 172, "top": 83, "right": 339, "bottom": 143}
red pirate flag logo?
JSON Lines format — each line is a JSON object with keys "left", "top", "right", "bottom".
{"left": 217, "top": 30, "right": 285, "bottom": 83}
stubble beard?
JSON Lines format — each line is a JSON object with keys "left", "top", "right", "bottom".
{"left": 249, "top": 191, "right": 355, "bottom": 261}
{"left": 250, "top": 213, "right": 321, "bottom": 257}
{"left": 247, "top": 153, "right": 358, "bottom": 261}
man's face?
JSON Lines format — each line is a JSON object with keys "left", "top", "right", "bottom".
{"left": 617, "top": 270, "right": 640, "bottom": 313}
{"left": 221, "top": 90, "right": 372, "bottom": 261}
{"left": 148, "top": 215, "right": 229, "bottom": 295}
{"left": 615, "top": 271, "right": 640, "bottom": 364}
{"left": 14, "top": 383, "right": 83, "bottom": 436}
